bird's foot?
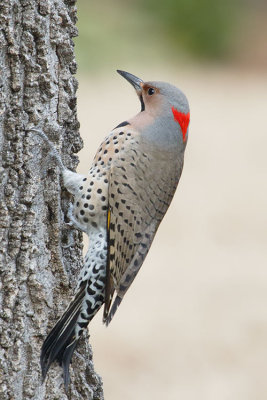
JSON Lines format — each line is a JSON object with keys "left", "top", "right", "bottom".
{"left": 66, "top": 203, "right": 87, "bottom": 233}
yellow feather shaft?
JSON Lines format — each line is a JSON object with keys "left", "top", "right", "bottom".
{"left": 107, "top": 208, "right": 111, "bottom": 229}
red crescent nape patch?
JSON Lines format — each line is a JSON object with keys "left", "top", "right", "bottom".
{"left": 172, "top": 107, "right": 190, "bottom": 142}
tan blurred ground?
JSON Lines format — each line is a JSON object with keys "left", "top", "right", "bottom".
{"left": 76, "top": 67, "right": 267, "bottom": 400}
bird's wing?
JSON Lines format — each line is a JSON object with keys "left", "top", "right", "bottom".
{"left": 103, "top": 135, "right": 183, "bottom": 324}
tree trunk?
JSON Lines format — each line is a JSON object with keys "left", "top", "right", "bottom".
{"left": 0, "top": 1, "right": 104, "bottom": 399}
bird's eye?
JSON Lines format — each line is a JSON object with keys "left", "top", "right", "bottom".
{"left": 147, "top": 87, "right": 155, "bottom": 95}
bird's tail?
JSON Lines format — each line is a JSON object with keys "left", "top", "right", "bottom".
{"left": 103, "top": 295, "right": 122, "bottom": 326}
{"left": 40, "top": 282, "right": 86, "bottom": 389}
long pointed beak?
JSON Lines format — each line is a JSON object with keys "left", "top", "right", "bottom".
{"left": 117, "top": 70, "right": 143, "bottom": 91}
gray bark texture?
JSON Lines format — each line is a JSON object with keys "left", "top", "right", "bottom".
{"left": 0, "top": 1, "right": 104, "bottom": 399}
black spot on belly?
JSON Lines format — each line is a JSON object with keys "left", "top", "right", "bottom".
{"left": 79, "top": 321, "right": 88, "bottom": 328}
{"left": 87, "top": 286, "right": 96, "bottom": 295}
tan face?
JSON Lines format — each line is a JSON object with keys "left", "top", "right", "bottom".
{"left": 139, "top": 83, "right": 163, "bottom": 117}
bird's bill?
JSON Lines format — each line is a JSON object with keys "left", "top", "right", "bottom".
{"left": 117, "top": 70, "right": 143, "bottom": 91}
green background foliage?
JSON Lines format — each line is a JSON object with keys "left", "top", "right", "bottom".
{"left": 75, "top": 0, "right": 241, "bottom": 71}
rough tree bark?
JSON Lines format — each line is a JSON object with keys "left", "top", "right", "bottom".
{"left": 0, "top": 1, "right": 104, "bottom": 399}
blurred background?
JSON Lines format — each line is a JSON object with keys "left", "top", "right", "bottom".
{"left": 74, "top": 1, "right": 267, "bottom": 399}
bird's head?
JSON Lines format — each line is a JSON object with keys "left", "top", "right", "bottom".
{"left": 117, "top": 70, "right": 190, "bottom": 145}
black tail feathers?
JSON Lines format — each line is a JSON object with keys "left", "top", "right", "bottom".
{"left": 103, "top": 295, "right": 122, "bottom": 326}
{"left": 40, "top": 283, "right": 86, "bottom": 389}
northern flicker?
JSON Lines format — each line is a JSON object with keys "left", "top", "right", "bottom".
{"left": 36, "top": 70, "right": 190, "bottom": 388}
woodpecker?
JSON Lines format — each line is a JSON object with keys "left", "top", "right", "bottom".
{"left": 37, "top": 70, "right": 190, "bottom": 388}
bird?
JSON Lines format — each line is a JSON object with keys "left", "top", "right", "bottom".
{"left": 37, "top": 70, "right": 190, "bottom": 388}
